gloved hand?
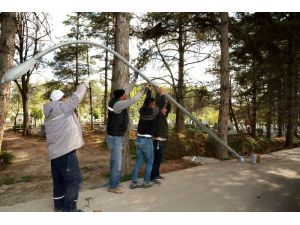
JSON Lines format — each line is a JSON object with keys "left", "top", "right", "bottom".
{"left": 141, "top": 85, "right": 149, "bottom": 94}
{"left": 133, "top": 71, "right": 139, "bottom": 80}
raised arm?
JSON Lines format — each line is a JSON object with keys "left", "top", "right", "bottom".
{"left": 59, "top": 82, "right": 88, "bottom": 114}
{"left": 113, "top": 86, "right": 148, "bottom": 114}
{"left": 165, "top": 102, "right": 172, "bottom": 116}
{"left": 125, "top": 72, "right": 138, "bottom": 95}
{"left": 155, "top": 87, "right": 166, "bottom": 110}
{"left": 143, "top": 89, "right": 152, "bottom": 106}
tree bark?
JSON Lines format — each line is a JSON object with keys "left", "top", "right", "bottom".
{"left": 266, "top": 100, "right": 272, "bottom": 139}
{"left": 277, "top": 77, "right": 284, "bottom": 137}
{"left": 250, "top": 80, "right": 257, "bottom": 138}
{"left": 112, "top": 12, "right": 131, "bottom": 176}
{"left": 175, "top": 22, "right": 185, "bottom": 133}
{"left": 103, "top": 48, "right": 109, "bottom": 124}
{"left": 0, "top": 13, "right": 17, "bottom": 152}
{"left": 86, "top": 49, "right": 94, "bottom": 131}
{"left": 75, "top": 12, "right": 80, "bottom": 90}
{"left": 20, "top": 79, "right": 29, "bottom": 136}
{"left": 216, "top": 12, "right": 230, "bottom": 160}
{"left": 285, "top": 34, "right": 296, "bottom": 148}
{"left": 229, "top": 94, "right": 239, "bottom": 133}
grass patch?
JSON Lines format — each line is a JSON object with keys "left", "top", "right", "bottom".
{"left": 103, "top": 172, "right": 110, "bottom": 178}
{"left": 83, "top": 175, "right": 90, "bottom": 181}
{"left": 20, "top": 175, "right": 34, "bottom": 183}
{"left": 0, "top": 151, "right": 14, "bottom": 170}
{"left": 1, "top": 177, "right": 16, "bottom": 185}
{"left": 120, "top": 174, "right": 132, "bottom": 182}
{"left": 100, "top": 140, "right": 108, "bottom": 151}
{"left": 81, "top": 166, "right": 92, "bottom": 174}
{"left": 165, "top": 128, "right": 210, "bottom": 160}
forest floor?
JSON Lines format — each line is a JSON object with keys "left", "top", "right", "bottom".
{"left": 0, "top": 131, "right": 196, "bottom": 207}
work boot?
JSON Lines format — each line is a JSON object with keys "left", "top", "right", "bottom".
{"left": 155, "top": 175, "right": 165, "bottom": 180}
{"left": 130, "top": 182, "right": 141, "bottom": 189}
{"left": 142, "top": 182, "right": 154, "bottom": 188}
{"left": 152, "top": 179, "right": 161, "bottom": 185}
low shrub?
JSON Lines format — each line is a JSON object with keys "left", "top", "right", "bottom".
{"left": 0, "top": 151, "right": 13, "bottom": 170}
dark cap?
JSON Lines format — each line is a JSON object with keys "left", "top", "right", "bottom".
{"left": 113, "top": 89, "right": 126, "bottom": 99}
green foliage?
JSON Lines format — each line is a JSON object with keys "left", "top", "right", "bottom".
{"left": 199, "top": 107, "right": 219, "bottom": 126}
{"left": 120, "top": 174, "right": 132, "bottom": 182}
{"left": 41, "top": 80, "right": 67, "bottom": 100}
{"left": 165, "top": 128, "right": 210, "bottom": 160}
{"left": 1, "top": 177, "right": 15, "bottom": 185}
{"left": 79, "top": 82, "right": 103, "bottom": 120}
{"left": 20, "top": 175, "right": 33, "bottom": 183}
{"left": 227, "top": 134, "right": 267, "bottom": 155}
{"left": 50, "top": 13, "right": 97, "bottom": 89}
{"left": 30, "top": 108, "right": 43, "bottom": 121}
{"left": 92, "top": 110, "right": 100, "bottom": 120}
{"left": 0, "top": 151, "right": 13, "bottom": 170}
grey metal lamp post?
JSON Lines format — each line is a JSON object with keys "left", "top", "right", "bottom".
{"left": 1, "top": 40, "right": 244, "bottom": 162}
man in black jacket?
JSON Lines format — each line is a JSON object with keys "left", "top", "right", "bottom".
{"left": 130, "top": 87, "right": 166, "bottom": 188}
{"left": 106, "top": 73, "right": 148, "bottom": 194}
{"left": 150, "top": 94, "right": 171, "bottom": 182}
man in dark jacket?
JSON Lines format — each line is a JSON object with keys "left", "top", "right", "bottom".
{"left": 130, "top": 87, "right": 166, "bottom": 189}
{"left": 106, "top": 73, "right": 148, "bottom": 194}
{"left": 150, "top": 94, "right": 171, "bottom": 182}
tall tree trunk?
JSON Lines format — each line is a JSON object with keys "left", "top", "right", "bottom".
{"left": 277, "top": 77, "right": 284, "bottom": 137}
{"left": 216, "top": 12, "right": 230, "bottom": 160}
{"left": 293, "top": 50, "right": 300, "bottom": 137}
{"left": 112, "top": 12, "right": 131, "bottom": 176}
{"left": 229, "top": 94, "right": 239, "bottom": 133}
{"left": 13, "top": 111, "right": 19, "bottom": 133}
{"left": 266, "top": 96, "right": 272, "bottom": 139}
{"left": 89, "top": 86, "right": 93, "bottom": 131}
{"left": 285, "top": 34, "right": 296, "bottom": 148}
{"left": 251, "top": 80, "right": 257, "bottom": 138}
{"left": 20, "top": 79, "right": 29, "bottom": 136}
{"left": 0, "top": 12, "right": 17, "bottom": 152}
{"left": 75, "top": 12, "right": 80, "bottom": 90}
{"left": 175, "top": 23, "right": 185, "bottom": 133}
{"left": 87, "top": 49, "right": 94, "bottom": 131}
{"left": 103, "top": 47, "right": 109, "bottom": 124}
{"left": 103, "top": 14, "right": 112, "bottom": 125}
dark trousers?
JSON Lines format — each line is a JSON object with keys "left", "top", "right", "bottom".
{"left": 51, "top": 150, "right": 82, "bottom": 212}
{"left": 150, "top": 140, "right": 165, "bottom": 180}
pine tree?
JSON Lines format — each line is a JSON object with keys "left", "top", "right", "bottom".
{"left": 0, "top": 12, "right": 17, "bottom": 151}
{"left": 111, "top": 12, "right": 131, "bottom": 176}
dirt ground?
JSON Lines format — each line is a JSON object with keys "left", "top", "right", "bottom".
{"left": 0, "top": 131, "right": 195, "bottom": 207}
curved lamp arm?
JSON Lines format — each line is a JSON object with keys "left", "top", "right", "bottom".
{"left": 1, "top": 40, "right": 244, "bottom": 162}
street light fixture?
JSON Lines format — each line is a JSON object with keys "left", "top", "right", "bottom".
{"left": 1, "top": 40, "right": 244, "bottom": 162}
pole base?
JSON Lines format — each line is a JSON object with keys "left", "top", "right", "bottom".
{"left": 237, "top": 157, "right": 244, "bottom": 163}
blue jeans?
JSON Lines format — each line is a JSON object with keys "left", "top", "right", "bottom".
{"left": 106, "top": 135, "right": 124, "bottom": 189}
{"left": 131, "top": 137, "right": 154, "bottom": 183}
{"left": 150, "top": 140, "right": 165, "bottom": 180}
{"left": 51, "top": 150, "right": 82, "bottom": 212}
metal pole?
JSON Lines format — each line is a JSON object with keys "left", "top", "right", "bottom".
{"left": 2, "top": 40, "right": 244, "bottom": 162}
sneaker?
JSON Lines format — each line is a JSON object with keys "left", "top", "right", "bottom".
{"left": 117, "top": 183, "right": 124, "bottom": 188}
{"left": 155, "top": 175, "right": 165, "bottom": 180}
{"left": 130, "top": 182, "right": 139, "bottom": 189}
{"left": 142, "top": 182, "right": 154, "bottom": 188}
{"left": 152, "top": 179, "right": 161, "bottom": 185}
{"left": 108, "top": 187, "right": 124, "bottom": 194}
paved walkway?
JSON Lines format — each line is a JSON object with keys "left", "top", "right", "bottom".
{"left": 0, "top": 149, "right": 299, "bottom": 212}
